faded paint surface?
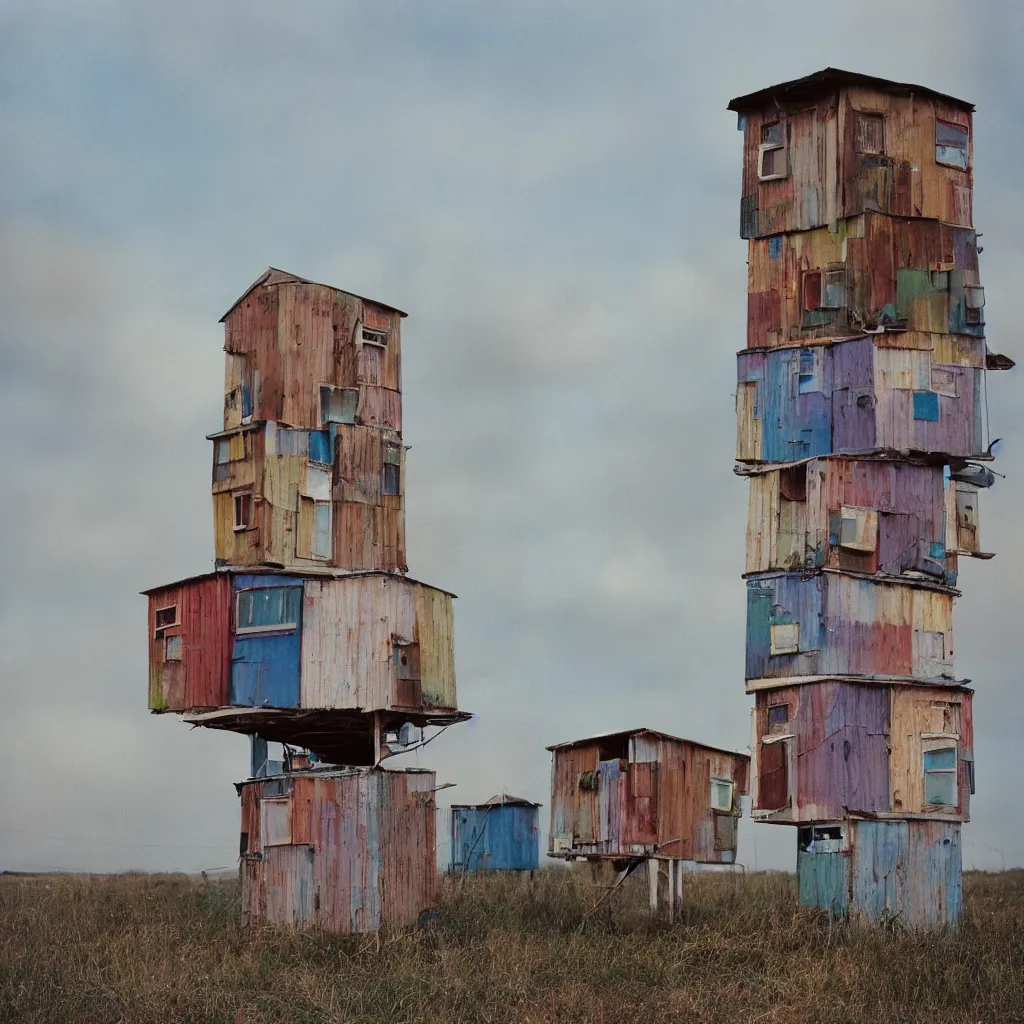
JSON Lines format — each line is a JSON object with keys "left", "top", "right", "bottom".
{"left": 736, "top": 337, "right": 984, "bottom": 463}
{"left": 300, "top": 574, "right": 456, "bottom": 713}
{"left": 147, "top": 575, "right": 232, "bottom": 712}
{"left": 450, "top": 804, "right": 541, "bottom": 872}
{"left": 547, "top": 730, "right": 748, "bottom": 863}
{"left": 797, "top": 849, "right": 848, "bottom": 917}
{"left": 147, "top": 569, "right": 458, "bottom": 719}
{"left": 746, "top": 572, "right": 955, "bottom": 686}
{"left": 240, "top": 767, "right": 437, "bottom": 934}
{"left": 745, "top": 458, "right": 955, "bottom": 582}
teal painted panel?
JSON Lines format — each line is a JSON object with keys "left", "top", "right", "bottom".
{"left": 798, "top": 850, "right": 848, "bottom": 917}
{"left": 851, "top": 819, "right": 908, "bottom": 922}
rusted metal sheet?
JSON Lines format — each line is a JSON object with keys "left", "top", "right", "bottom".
{"left": 736, "top": 336, "right": 985, "bottom": 464}
{"left": 732, "top": 74, "right": 973, "bottom": 239}
{"left": 745, "top": 457, "right": 956, "bottom": 582}
{"left": 147, "top": 575, "right": 232, "bottom": 712}
{"left": 746, "top": 571, "right": 957, "bottom": 688}
{"left": 546, "top": 729, "right": 749, "bottom": 864}
{"left": 239, "top": 768, "right": 436, "bottom": 934}
{"left": 752, "top": 683, "right": 971, "bottom": 824}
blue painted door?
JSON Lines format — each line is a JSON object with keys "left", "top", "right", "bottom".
{"left": 230, "top": 579, "right": 302, "bottom": 708}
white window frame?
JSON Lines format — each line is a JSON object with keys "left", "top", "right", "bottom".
{"left": 361, "top": 326, "right": 388, "bottom": 347}
{"left": 758, "top": 122, "right": 787, "bottom": 182}
{"left": 710, "top": 778, "right": 735, "bottom": 813}
{"left": 923, "top": 744, "right": 958, "bottom": 806}
{"left": 153, "top": 605, "right": 179, "bottom": 637}
{"left": 233, "top": 491, "right": 253, "bottom": 532}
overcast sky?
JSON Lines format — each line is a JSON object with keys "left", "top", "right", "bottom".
{"left": 1, "top": 1, "right": 1022, "bottom": 874}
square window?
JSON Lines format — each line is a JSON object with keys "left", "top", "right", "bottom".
{"left": 762, "top": 122, "right": 784, "bottom": 147}
{"left": 936, "top": 120, "right": 969, "bottom": 170}
{"left": 361, "top": 326, "right": 388, "bottom": 347}
{"left": 154, "top": 605, "right": 178, "bottom": 638}
{"left": 320, "top": 385, "right": 358, "bottom": 425}
{"left": 856, "top": 113, "right": 885, "bottom": 155}
{"left": 770, "top": 622, "right": 799, "bottom": 656}
{"left": 165, "top": 635, "right": 182, "bottom": 661}
{"left": 838, "top": 506, "right": 878, "bottom": 553}
{"left": 233, "top": 492, "right": 252, "bottom": 531}
{"left": 767, "top": 704, "right": 789, "bottom": 730}
{"left": 235, "top": 586, "right": 301, "bottom": 633}
{"left": 821, "top": 270, "right": 846, "bottom": 309}
{"left": 710, "top": 778, "right": 734, "bottom": 812}
{"left": 923, "top": 746, "right": 957, "bottom": 805}
{"left": 913, "top": 391, "right": 940, "bottom": 422}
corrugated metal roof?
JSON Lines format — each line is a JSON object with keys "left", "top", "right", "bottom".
{"left": 545, "top": 728, "right": 748, "bottom": 759}
{"left": 141, "top": 566, "right": 457, "bottom": 599}
{"left": 727, "top": 68, "right": 974, "bottom": 113}
{"left": 451, "top": 793, "right": 541, "bottom": 808}
{"left": 220, "top": 267, "right": 409, "bottom": 323}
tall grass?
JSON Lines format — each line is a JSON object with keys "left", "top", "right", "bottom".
{"left": 1, "top": 868, "right": 1022, "bottom": 1023}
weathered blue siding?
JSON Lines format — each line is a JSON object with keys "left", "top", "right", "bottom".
{"left": 450, "top": 805, "right": 540, "bottom": 872}
{"left": 798, "top": 850, "right": 848, "bottom": 917}
{"left": 230, "top": 575, "right": 302, "bottom": 708}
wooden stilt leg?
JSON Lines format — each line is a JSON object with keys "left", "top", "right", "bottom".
{"left": 647, "top": 858, "right": 658, "bottom": 914}
{"left": 667, "top": 859, "right": 675, "bottom": 923}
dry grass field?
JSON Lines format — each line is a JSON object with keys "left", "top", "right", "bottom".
{"left": 1, "top": 867, "right": 1023, "bottom": 1023}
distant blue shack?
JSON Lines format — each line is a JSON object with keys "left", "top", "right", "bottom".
{"left": 450, "top": 795, "right": 541, "bottom": 872}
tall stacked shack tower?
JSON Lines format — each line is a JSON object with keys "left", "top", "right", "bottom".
{"left": 145, "top": 269, "right": 467, "bottom": 933}
{"left": 728, "top": 71, "right": 1011, "bottom": 927}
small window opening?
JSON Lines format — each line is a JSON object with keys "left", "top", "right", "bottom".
{"left": 361, "top": 326, "right": 388, "bottom": 347}
{"left": 758, "top": 122, "right": 787, "bottom": 181}
{"left": 965, "top": 286, "right": 985, "bottom": 326}
{"left": 382, "top": 442, "right": 402, "bottom": 496}
{"left": 936, "top": 120, "right": 969, "bottom": 170}
{"left": 233, "top": 492, "right": 252, "bottom": 531}
{"left": 767, "top": 704, "right": 790, "bottom": 731}
{"left": 798, "top": 823, "right": 843, "bottom": 852}
{"left": 320, "top": 385, "right": 358, "bottom": 425}
{"left": 154, "top": 605, "right": 178, "bottom": 638}
{"left": 597, "top": 735, "right": 629, "bottom": 762}
{"left": 913, "top": 391, "right": 940, "bottom": 422}
{"left": 710, "top": 778, "right": 734, "bottom": 812}
{"left": 164, "top": 635, "right": 182, "bottom": 661}
{"left": 924, "top": 746, "right": 958, "bottom": 805}
{"left": 838, "top": 506, "right": 878, "bottom": 553}
{"left": 216, "top": 439, "right": 232, "bottom": 465}
{"left": 770, "top": 622, "right": 799, "bottom": 656}
{"left": 856, "top": 113, "right": 885, "bottom": 155}
{"left": 821, "top": 270, "right": 846, "bottom": 309}
{"left": 235, "top": 586, "right": 301, "bottom": 634}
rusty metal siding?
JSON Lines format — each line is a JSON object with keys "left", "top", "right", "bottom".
{"left": 746, "top": 572, "right": 955, "bottom": 687}
{"left": 240, "top": 769, "right": 436, "bottom": 934}
{"left": 548, "top": 733, "right": 748, "bottom": 863}
{"left": 746, "top": 459, "right": 951, "bottom": 580}
{"left": 148, "top": 576, "right": 231, "bottom": 712}
{"left": 738, "top": 86, "right": 972, "bottom": 239}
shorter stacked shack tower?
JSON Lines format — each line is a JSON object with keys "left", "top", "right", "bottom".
{"left": 145, "top": 269, "right": 467, "bottom": 933}
{"left": 729, "top": 71, "right": 1011, "bottom": 927}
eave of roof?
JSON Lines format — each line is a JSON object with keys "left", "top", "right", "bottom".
{"left": 141, "top": 566, "right": 457, "bottom": 599}
{"left": 546, "top": 727, "right": 749, "bottom": 760}
{"left": 220, "top": 267, "right": 408, "bottom": 322}
{"left": 727, "top": 67, "right": 973, "bottom": 114}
